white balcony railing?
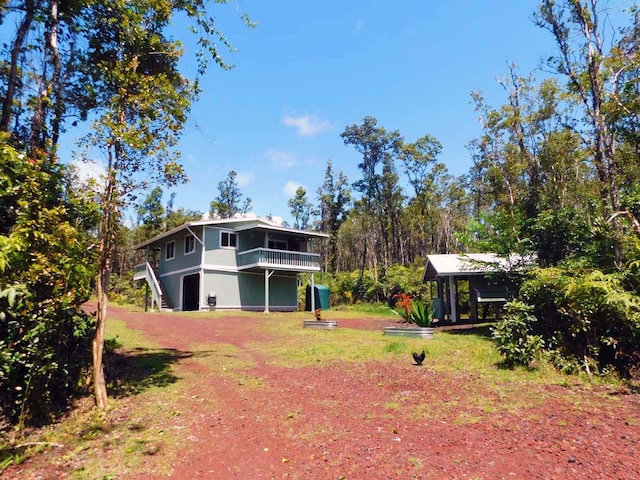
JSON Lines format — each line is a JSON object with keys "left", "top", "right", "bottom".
{"left": 237, "top": 248, "right": 320, "bottom": 271}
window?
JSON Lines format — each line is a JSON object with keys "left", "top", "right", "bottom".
{"left": 220, "top": 231, "right": 237, "bottom": 249}
{"left": 185, "top": 234, "right": 195, "bottom": 255}
{"left": 268, "top": 239, "right": 288, "bottom": 250}
{"left": 165, "top": 241, "right": 175, "bottom": 260}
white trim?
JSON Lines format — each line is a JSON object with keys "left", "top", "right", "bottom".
{"left": 219, "top": 230, "right": 238, "bottom": 249}
{"left": 165, "top": 240, "right": 175, "bottom": 260}
{"left": 160, "top": 266, "right": 201, "bottom": 278}
{"left": 160, "top": 263, "right": 308, "bottom": 278}
{"left": 133, "top": 217, "right": 328, "bottom": 250}
{"left": 184, "top": 233, "right": 196, "bottom": 255}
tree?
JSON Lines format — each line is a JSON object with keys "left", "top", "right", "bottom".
{"left": 341, "top": 116, "right": 403, "bottom": 287}
{"left": 136, "top": 186, "right": 165, "bottom": 239}
{"left": 1, "top": 0, "right": 86, "bottom": 157}
{"left": 288, "top": 186, "right": 313, "bottom": 230}
{"left": 210, "top": 170, "right": 252, "bottom": 218}
{"left": 77, "top": 0, "right": 250, "bottom": 410}
{"left": 466, "top": 71, "right": 598, "bottom": 260}
{"left": 534, "top": 0, "right": 632, "bottom": 264}
{"left": 400, "top": 134, "right": 452, "bottom": 259}
{"left": 317, "top": 160, "right": 351, "bottom": 272}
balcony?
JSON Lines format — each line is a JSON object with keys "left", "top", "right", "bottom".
{"left": 237, "top": 247, "right": 321, "bottom": 272}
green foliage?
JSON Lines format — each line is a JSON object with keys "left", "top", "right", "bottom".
{"left": 530, "top": 208, "right": 596, "bottom": 266}
{"left": 109, "top": 273, "right": 145, "bottom": 306}
{"left": 507, "top": 266, "right": 640, "bottom": 376}
{"left": 492, "top": 301, "right": 544, "bottom": 367}
{"left": 288, "top": 186, "right": 313, "bottom": 230}
{"left": 0, "top": 138, "right": 96, "bottom": 426}
{"left": 410, "top": 298, "right": 435, "bottom": 328}
{"left": 210, "top": 171, "right": 251, "bottom": 219}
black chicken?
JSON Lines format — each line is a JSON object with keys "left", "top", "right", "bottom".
{"left": 412, "top": 350, "right": 425, "bottom": 366}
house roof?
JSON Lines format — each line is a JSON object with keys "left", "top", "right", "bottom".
{"left": 422, "top": 253, "right": 517, "bottom": 281}
{"left": 133, "top": 217, "right": 329, "bottom": 250}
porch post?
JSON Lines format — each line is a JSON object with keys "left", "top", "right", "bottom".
{"left": 310, "top": 272, "right": 315, "bottom": 312}
{"left": 449, "top": 276, "right": 457, "bottom": 323}
{"left": 200, "top": 226, "right": 206, "bottom": 310}
{"left": 144, "top": 246, "right": 150, "bottom": 312}
{"left": 264, "top": 268, "right": 270, "bottom": 313}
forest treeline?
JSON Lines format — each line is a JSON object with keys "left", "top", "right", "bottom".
{"left": 2, "top": 0, "right": 640, "bottom": 427}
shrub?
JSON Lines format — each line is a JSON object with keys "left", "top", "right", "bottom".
{"left": 492, "top": 301, "right": 544, "bottom": 367}
{"left": 509, "top": 266, "right": 640, "bottom": 376}
{"left": 0, "top": 137, "right": 96, "bottom": 427}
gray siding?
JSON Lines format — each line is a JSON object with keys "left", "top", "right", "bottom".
{"left": 159, "top": 231, "right": 202, "bottom": 276}
{"left": 202, "top": 270, "right": 298, "bottom": 311}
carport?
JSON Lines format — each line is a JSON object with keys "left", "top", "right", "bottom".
{"left": 422, "top": 253, "right": 513, "bottom": 323}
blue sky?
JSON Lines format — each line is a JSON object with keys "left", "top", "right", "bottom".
{"left": 68, "top": 1, "right": 564, "bottom": 224}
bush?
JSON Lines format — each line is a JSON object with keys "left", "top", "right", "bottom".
{"left": 492, "top": 301, "right": 544, "bottom": 367}
{"left": 0, "top": 137, "right": 96, "bottom": 427}
{"left": 0, "top": 282, "right": 94, "bottom": 427}
{"left": 508, "top": 266, "right": 640, "bottom": 376}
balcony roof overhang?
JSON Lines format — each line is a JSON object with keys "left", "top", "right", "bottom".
{"left": 133, "top": 217, "right": 328, "bottom": 250}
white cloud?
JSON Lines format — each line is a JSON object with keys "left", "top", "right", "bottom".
{"left": 283, "top": 180, "right": 303, "bottom": 197}
{"left": 267, "top": 215, "right": 284, "bottom": 226}
{"left": 69, "top": 159, "right": 106, "bottom": 187}
{"left": 267, "top": 148, "right": 297, "bottom": 169}
{"left": 235, "top": 171, "right": 254, "bottom": 187}
{"left": 282, "top": 114, "right": 333, "bottom": 137}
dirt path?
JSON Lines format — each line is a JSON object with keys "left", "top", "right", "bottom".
{"left": 5, "top": 305, "right": 640, "bottom": 479}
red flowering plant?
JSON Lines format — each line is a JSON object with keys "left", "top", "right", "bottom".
{"left": 392, "top": 292, "right": 436, "bottom": 327}
{"left": 392, "top": 292, "right": 414, "bottom": 323}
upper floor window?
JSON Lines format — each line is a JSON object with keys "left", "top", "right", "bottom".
{"left": 220, "top": 231, "right": 237, "bottom": 249}
{"left": 185, "top": 234, "right": 195, "bottom": 255}
{"left": 165, "top": 241, "right": 175, "bottom": 260}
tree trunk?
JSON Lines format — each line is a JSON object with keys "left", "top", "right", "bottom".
{"left": 93, "top": 273, "right": 108, "bottom": 410}
{"left": 92, "top": 149, "right": 119, "bottom": 410}
{"left": 47, "top": 0, "right": 64, "bottom": 151}
{"left": 1, "top": 0, "right": 36, "bottom": 133}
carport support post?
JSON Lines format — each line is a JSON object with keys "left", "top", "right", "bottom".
{"left": 144, "top": 246, "right": 150, "bottom": 312}
{"left": 310, "top": 273, "right": 315, "bottom": 312}
{"left": 264, "top": 269, "right": 274, "bottom": 313}
{"left": 449, "top": 276, "right": 457, "bottom": 323}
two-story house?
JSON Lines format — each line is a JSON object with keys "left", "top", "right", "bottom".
{"left": 133, "top": 217, "right": 328, "bottom": 312}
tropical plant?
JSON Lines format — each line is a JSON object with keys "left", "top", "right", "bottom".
{"left": 410, "top": 298, "right": 436, "bottom": 328}
{"left": 492, "top": 301, "right": 544, "bottom": 367}
{"left": 392, "top": 293, "right": 435, "bottom": 327}
{"left": 0, "top": 136, "right": 96, "bottom": 427}
{"left": 392, "top": 292, "right": 413, "bottom": 323}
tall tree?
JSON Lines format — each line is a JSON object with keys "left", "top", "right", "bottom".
{"left": 78, "top": 0, "right": 250, "bottom": 409}
{"left": 288, "top": 186, "right": 313, "bottom": 230}
{"left": 341, "top": 116, "right": 403, "bottom": 286}
{"left": 210, "top": 170, "right": 252, "bottom": 219}
{"left": 1, "top": 0, "right": 85, "bottom": 157}
{"left": 400, "top": 134, "right": 450, "bottom": 259}
{"left": 317, "top": 160, "right": 351, "bottom": 272}
{"left": 534, "top": 0, "right": 632, "bottom": 264}
{"left": 136, "top": 186, "right": 165, "bottom": 239}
